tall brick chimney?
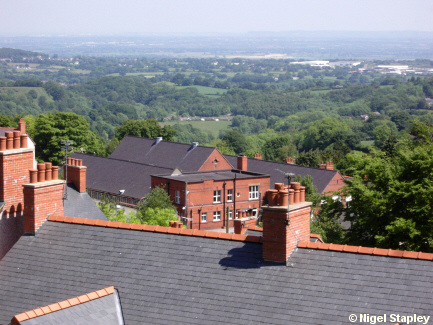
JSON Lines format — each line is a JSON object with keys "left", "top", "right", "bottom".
{"left": 18, "top": 118, "right": 26, "bottom": 134}
{"left": 285, "top": 157, "right": 294, "bottom": 165}
{"left": 326, "top": 161, "right": 334, "bottom": 170}
{"left": 0, "top": 130, "right": 33, "bottom": 258}
{"left": 23, "top": 163, "right": 64, "bottom": 234}
{"left": 237, "top": 154, "right": 248, "bottom": 171}
{"left": 262, "top": 183, "right": 311, "bottom": 263}
{"left": 66, "top": 158, "right": 87, "bottom": 192}
{"left": 254, "top": 153, "right": 262, "bottom": 160}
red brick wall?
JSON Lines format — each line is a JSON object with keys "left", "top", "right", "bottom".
{"left": 198, "top": 149, "right": 233, "bottom": 171}
{"left": 151, "top": 175, "right": 270, "bottom": 230}
{"left": 262, "top": 205, "right": 311, "bottom": 263}
{"left": 23, "top": 181, "right": 64, "bottom": 234}
{"left": 66, "top": 165, "right": 87, "bottom": 192}
{"left": 0, "top": 149, "right": 33, "bottom": 259}
{"left": 322, "top": 172, "right": 345, "bottom": 195}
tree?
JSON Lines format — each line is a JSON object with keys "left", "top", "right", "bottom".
{"left": 114, "top": 119, "right": 176, "bottom": 142}
{"left": 221, "top": 130, "right": 249, "bottom": 155}
{"left": 311, "top": 196, "right": 345, "bottom": 244}
{"left": 98, "top": 195, "right": 140, "bottom": 223}
{"left": 137, "top": 187, "right": 177, "bottom": 226}
{"left": 33, "top": 112, "right": 105, "bottom": 165}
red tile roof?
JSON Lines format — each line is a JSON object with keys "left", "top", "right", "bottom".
{"left": 297, "top": 241, "right": 433, "bottom": 261}
{"left": 10, "top": 286, "right": 115, "bottom": 324}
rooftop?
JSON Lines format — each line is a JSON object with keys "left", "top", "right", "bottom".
{"left": 153, "top": 169, "right": 269, "bottom": 183}
{"left": 1, "top": 216, "right": 432, "bottom": 324}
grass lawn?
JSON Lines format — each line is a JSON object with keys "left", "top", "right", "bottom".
{"left": 161, "top": 120, "right": 231, "bottom": 138}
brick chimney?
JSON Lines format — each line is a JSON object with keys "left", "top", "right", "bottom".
{"left": 237, "top": 154, "right": 248, "bottom": 171}
{"left": 326, "top": 161, "right": 334, "bottom": 170}
{"left": 285, "top": 157, "right": 294, "bottom": 165}
{"left": 23, "top": 163, "right": 64, "bottom": 234}
{"left": 66, "top": 158, "right": 87, "bottom": 192}
{"left": 262, "top": 183, "right": 311, "bottom": 263}
{"left": 254, "top": 153, "right": 262, "bottom": 160}
{"left": 0, "top": 131, "right": 34, "bottom": 258}
{"left": 318, "top": 161, "right": 326, "bottom": 169}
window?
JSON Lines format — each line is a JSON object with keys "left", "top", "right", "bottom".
{"left": 249, "top": 185, "right": 259, "bottom": 200}
{"left": 252, "top": 209, "right": 258, "bottom": 217}
{"left": 175, "top": 190, "right": 181, "bottom": 204}
{"left": 201, "top": 212, "right": 207, "bottom": 223}
{"left": 227, "top": 189, "right": 233, "bottom": 202}
{"left": 228, "top": 210, "right": 233, "bottom": 220}
{"left": 213, "top": 211, "right": 221, "bottom": 221}
{"left": 213, "top": 190, "right": 221, "bottom": 203}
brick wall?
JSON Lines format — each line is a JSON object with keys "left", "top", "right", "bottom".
{"left": 66, "top": 158, "right": 86, "bottom": 192}
{"left": 23, "top": 181, "right": 64, "bottom": 234}
{"left": 322, "top": 172, "right": 345, "bottom": 195}
{"left": 262, "top": 203, "right": 311, "bottom": 263}
{"left": 198, "top": 149, "right": 233, "bottom": 171}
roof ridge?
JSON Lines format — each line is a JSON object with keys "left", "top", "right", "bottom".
{"left": 123, "top": 135, "right": 214, "bottom": 149}
{"left": 11, "top": 286, "right": 115, "bottom": 324}
{"left": 48, "top": 215, "right": 262, "bottom": 243}
{"left": 72, "top": 153, "right": 174, "bottom": 170}
{"left": 297, "top": 240, "right": 433, "bottom": 261}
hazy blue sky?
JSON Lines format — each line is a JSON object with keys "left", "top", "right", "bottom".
{"left": 1, "top": 0, "right": 433, "bottom": 36}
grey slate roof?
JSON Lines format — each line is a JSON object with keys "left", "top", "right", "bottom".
{"left": 225, "top": 155, "right": 340, "bottom": 193}
{"left": 63, "top": 183, "right": 107, "bottom": 220}
{"left": 1, "top": 221, "right": 432, "bottom": 325}
{"left": 153, "top": 169, "right": 268, "bottom": 183}
{"left": 71, "top": 153, "right": 172, "bottom": 200}
{"left": 109, "top": 136, "right": 222, "bottom": 172}
{"left": 0, "top": 127, "right": 16, "bottom": 137}
{"left": 20, "top": 293, "right": 123, "bottom": 325}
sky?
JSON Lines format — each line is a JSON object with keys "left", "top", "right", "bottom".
{"left": 1, "top": 0, "right": 433, "bottom": 36}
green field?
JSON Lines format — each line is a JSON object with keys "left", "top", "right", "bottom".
{"left": 177, "top": 85, "right": 228, "bottom": 96}
{"left": 161, "top": 120, "right": 231, "bottom": 138}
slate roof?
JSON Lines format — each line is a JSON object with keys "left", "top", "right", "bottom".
{"left": 63, "top": 183, "right": 107, "bottom": 220}
{"left": 1, "top": 218, "right": 432, "bottom": 325}
{"left": 71, "top": 153, "right": 172, "bottom": 200}
{"left": 109, "top": 136, "right": 222, "bottom": 172}
{"left": 14, "top": 286, "right": 123, "bottom": 325}
{"left": 153, "top": 169, "right": 268, "bottom": 183}
{"left": 224, "top": 155, "right": 340, "bottom": 193}
{"left": 0, "top": 127, "right": 16, "bottom": 137}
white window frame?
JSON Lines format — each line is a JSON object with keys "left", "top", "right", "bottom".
{"left": 201, "top": 212, "right": 207, "bottom": 223}
{"left": 227, "top": 189, "right": 233, "bottom": 202}
{"left": 213, "top": 190, "right": 221, "bottom": 203}
{"left": 175, "top": 190, "right": 181, "bottom": 204}
{"left": 249, "top": 185, "right": 259, "bottom": 200}
{"left": 228, "top": 210, "right": 233, "bottom": 220}
{"left": 213, "top": 211, "right": 221, "bottom": 221}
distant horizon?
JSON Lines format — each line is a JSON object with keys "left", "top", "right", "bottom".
{"left": 1, "top": 1, "right": 432, "bottom": 36}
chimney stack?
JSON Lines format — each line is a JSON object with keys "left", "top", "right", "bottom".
{"left": 18, "top": 118, "right": 26, "bottom": 134}
{"left": 254, "top": 153, "right": 262, "bottom": 160}
{"left": 285, "top": 157, "right": 294, "bottom": 165}
{"left": 66, "top": 158, "right": 87, "bottom": 192}
{"left": 262, "top": 183, "right": 311, "bottom": 263}
{"left": 237, "top": 154, "right": 248, "bottom": 171}
{"left": 23, "top": 162, "right": 64, "bottom": 234}
{"left": 318, "top": 161, "right": 326, "bottom": 169}
{"left": 326, "top": 161, "right": 334, "bottom": 170}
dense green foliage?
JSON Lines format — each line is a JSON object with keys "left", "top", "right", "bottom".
{"left": 137, "top": 187, "right": 177, "bottom": 226}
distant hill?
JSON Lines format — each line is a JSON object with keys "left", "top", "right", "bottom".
{"left": 0, "top": 47, "right": 48, "bottom": 59}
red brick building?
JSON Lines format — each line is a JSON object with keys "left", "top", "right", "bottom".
{"left": 151, "top": 163, "right": 270, "bottom": 230}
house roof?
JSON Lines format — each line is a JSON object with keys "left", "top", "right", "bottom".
{"left": 1, "top": 217, "right": 432, "bottom": 325}
{"left": 153, "top": 169, "right": 268, "bottom": 183}
{"left": 63, "top": 183, "right": 107, "bottom": 220}
{"left": 0, "top": 127, "right": 17, "bottom": 137}
{"left": 11, "top": 286, "right": 123, "bottom": 325}
{"left": 224, "top": 155, "right": 340, "bottom": 193}
{"left": 71, "top": 153, "right": 172, "bottom": 200}
{"left": 109, "top": 136, "right": 223, "bottom": 172}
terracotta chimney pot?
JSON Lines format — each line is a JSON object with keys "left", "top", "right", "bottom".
{"left": 13, "top": 131, "right": 21, "bottom": 149}
{"left": 52, "top": 166, "right": 59, "bottom": 180}
{"left": 29, "top": 170, "right": 38, "bottom": 183}
{"left": 5, "top": 132, "right": 13, "bottom": 150}
{"left": 0, "top": 137, "right": 6, "bottom": 151}
{"left": 37, "top": 163, "right": 46, "bottom": 182}
{"left": 20, "top": 135, "right": 27, "bottom": 148}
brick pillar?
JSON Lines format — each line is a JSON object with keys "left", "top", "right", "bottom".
{"left": 262, "top": 202, "right": 312, "bottom": 263}
{"left": 237, "top": 154, "right": 248, "bottom": 171}
{"left": 23, "top": 178, "right": 64, "bottom": 234}
{"left": 66, "top": 159, "right": 87, "bottom": 192}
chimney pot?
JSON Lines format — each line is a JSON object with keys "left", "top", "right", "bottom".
{"left": 20, "top": 134, "right": 27, "bottom": 148}
{"left": 37, "top": 163, "right": 46, "bottom": 182}
{"left": 29, "top": 170, "right": 38, "bottom": 183}
{"left": 19, "top": 118, "right": 26, "bottom": 134}
{"left": 52, "top": 166, "right": 59, "bottom": 180}
{"left": 77, "top": 159, "right": 82, "bottom": 166}
{"left": 289, "top": 189, "right": 294, "bottom": 205}
{"left": 300, "top": 186, "right": 306, "bottom": 202}
{"left": 279, "top": 190, "right": 289, "bottom": 206}
{"left": 274, "top": 183, "right": 284, "bottom": 191}
{"left": 13, "top": 131, "right": 21, "bottom": 149}
{"left": 5, "top": 132, "right": 13, "bottom": 150}
{"left": 67, "top": 158, "right": 72, "bottom": 165}
{"left": 45, "top": 162, "right": 52, "bottom": 181}
{"left": 0, "top": 137, "right": 6, "bottom": 151}
{"left": 266, "top": 189, "right": 278, "bottom": 206}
